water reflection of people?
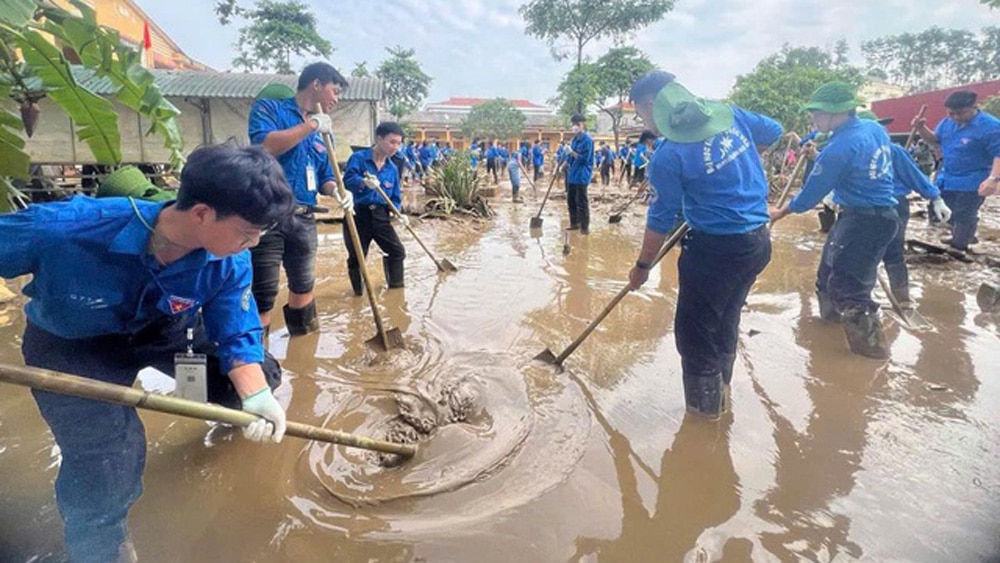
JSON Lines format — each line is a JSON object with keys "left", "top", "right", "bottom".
{"left": 571, "top": 409, "right": 741, "bottom": 560}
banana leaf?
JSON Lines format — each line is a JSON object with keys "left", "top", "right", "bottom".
{"left": 0, "top": 0, "right": 36, "bottom": 28}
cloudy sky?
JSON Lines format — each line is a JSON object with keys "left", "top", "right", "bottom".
{"left": 142, "top": 0, "right": 996, "bottom": 106}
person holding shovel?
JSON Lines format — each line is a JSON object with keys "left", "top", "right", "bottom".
{"left": 566, "top": 113, "right": 595, "bottom": 234}
{"left": 342, "top": 122, "right": 408, "bottom": 293}
{"left": 0, "top": 143, "right": 295, "bottom": 562}
{"left": 248, "top": 62, "right": 353, "bottom": 337}
{"left": 857, "top": 110, "right": 952, "bottom": 307}
{"left": 626, "top": 70, "right": 782, "bottom": 419}
{"left": 770, "top": 82, "right": 898, "bottom": 359}
{"left": 912, "top": 90, "right": 1000, "bottom": 252}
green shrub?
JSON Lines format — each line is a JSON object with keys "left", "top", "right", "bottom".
{"left": 423, "top": 152, "right": 493, "bottom": 218}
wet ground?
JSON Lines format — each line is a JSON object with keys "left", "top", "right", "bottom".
{"left": 1, "top": 181, "right": 999, "bottom": 562}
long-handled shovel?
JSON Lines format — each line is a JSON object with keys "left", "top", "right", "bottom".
{"left": 904, "top": 104, "right": 928, "bottom": 150}
{"left": 368, "top": 177, "right": 458, "bottom": 273}
{"left": 609, "top": 179, "right": 649, "bottom": 224}
{"left": 877, "top": 269, "right": 931, "bottom": 330}
{"left": 773, "top": 155, "right": 807, "bottom": 211}
{"left": 517, "top": 160, "right": 538, "bottom": 196}
{"left": 317, "top": 107, "right": 404, "bottom": 351}
{"left": 535, "top": 222, "right": 691, "bottom": 368}
{"left": 0, "top": 363, "right": 416, "bottom": 457}
{"left": 529, "top": 162, "right": 564, "bottom": 230}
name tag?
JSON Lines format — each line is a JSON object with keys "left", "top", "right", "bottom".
{"left": 306, "top": 164, "right": 317, "bottom": 192}
{"left": 174, "top": 352, "right": 207, "bottom": 403}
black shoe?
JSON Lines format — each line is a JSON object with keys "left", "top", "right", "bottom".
{"left": 683, "top": 374, "right": 724, "bottom": 420}
{"left": 283, "top": 301, "right": 319, "bottom": 336}
{"left": 580, "top": 226, "right": 589, "bottom": 235}
{"left": 566, "top": 224, "right": 580, "bottom": 231}
{"left": 842, "top": 310, "right": 889, "bottom": 359}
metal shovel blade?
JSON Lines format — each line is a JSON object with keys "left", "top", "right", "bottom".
{"left": 533, "top": 348, "right": 559, "bottom": 365}
{"left": 439, "top": 258, "right": 459, "bottom": 272}
{"left": 977, "top": 282, "right": 1000, "bottom": 312}
{"left": 365, "top": 328, "right": 406, "bottom": 351}
{"left": 608, "top": 214, "right": 623, "bottom": 224}
{"left": 529, "top": 216, "right": 543, "bottom": 229}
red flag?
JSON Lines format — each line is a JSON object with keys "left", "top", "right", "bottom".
{"left": 143, "top": 21, "right": 152, "bottom": 50}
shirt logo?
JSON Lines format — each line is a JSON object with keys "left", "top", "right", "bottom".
{"left": 314, "top": 142, "right": 327, "bottom": 153}
{"left": 168, "top": 296, "right": 197, "bottom": 315}
{"left": 703, "top": 128, "right": 749, "bottom": 175}
{"left": 869, "top": 145, "right": 892, "bottom": 180}
{"left": 961, "top": 138, "right": 970, "bottom": 146}
{"left": 241, "top": 287, "right": 252, "bottom": 312}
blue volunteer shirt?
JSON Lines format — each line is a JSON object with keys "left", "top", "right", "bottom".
{"left": 567, "top": 131, "right": 594, "bottom": 184}
{"left": 343, "top": 148, "right": 402, "bottom": 209}
{"left": 633, "top": 144, "right": 648, "bottom": 168}
{"left": 0, "top": 197, "right": 263, "bottom": 374}
{"left": 890, "top": 143, "right": 940, "bottom": 201}
{"left": 248, "top": 97, "right": 334, "bottom": 207}
{"left": 419, "top": 146, "right": 434, "bottom": 167}
{"left": 934, "top": 110, "right": 1000, "bottom": 192}
{"left": 532, "top": 145, "right": 544, "bottom": 165}
{"left": 789, "top": 116, "right": 897, "bottom": 213}
{"left": 647, "top": 106, "right": 783, "bottom": 235}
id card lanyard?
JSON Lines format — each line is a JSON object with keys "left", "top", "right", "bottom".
{"left": 174, "top": 327, "right": 208, "bottom": 403}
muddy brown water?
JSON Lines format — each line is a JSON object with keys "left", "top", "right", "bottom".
{"left": 1, "top": 185, "right": 999, "bottom": 562}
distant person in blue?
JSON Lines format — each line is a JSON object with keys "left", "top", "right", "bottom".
{"left": 342, "top": 122, "right": 408, "bottom": 293}
{"left": 565, "top": 113, "right": 595, "bottom": 234}
{"left": 627, "top": 70, "right": 782, "bottom": 419}
{"left": 631, "top": 130, "right": 656, "bottom": 187}
{"left": 619, "top": 142, "right": 633, "bottom": 185}
{"left": 485, "top": 141, "right": 500, "bottom": 184}
{"left": 912, "top": 90, "right": 1000, "bottom": 251}
{"left": 418, "top": 140, "right": 434, "bottom": 176}
{"left": 599, "top": 141, "right": 615, "bottom": 186}
{"left": 770, "top": 81, "right": 898, "bottom": 359}
{"left": 248, "top": 62, "right": 352, "bottom": 337}
{"left": 859, "top": 110, "right": 952, "bottom": 306}
{"left": 508, "top": 146, "right": 524, "bottom": 203}
{"left": 532, "top": 139, "right": 545, "bottom": 181}
{"left": 0, "top": 144, "right": 295, "bottom": 561}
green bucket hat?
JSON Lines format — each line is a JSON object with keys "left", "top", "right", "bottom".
{"left": 97, "top": 165, "right": 175, "bottom": 202}
{"left": 803, "top": 81, "right": 863, "bottom": 113}
{"left": 857, "top": 109, "right": 895, "bottom": 126}
{"left": 256, "top": 82, "right": 296, "bottom": 100}
{"left": 652, "top": 82, "right": 734, "bottom": 143}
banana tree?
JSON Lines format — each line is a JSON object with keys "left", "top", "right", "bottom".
{"left": 0, "top": 0, "right": 185, "bottom": 212}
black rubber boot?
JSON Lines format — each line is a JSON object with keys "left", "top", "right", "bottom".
{"left": 283, "top": 301, "right": 319, "bottom": 336}
{"left": 683, "top": 374, "right": 724, "bottom": 420}
{"left": 842, "top": 310, "right": 889, "bottom": 359}
{"left": 816, "top": 290, "right": 842, "bottom": 323}
{"left": 383, "top": 257, "right": 405, "bottom": 289}
{"left": 348, "top": 267, "right": 363, "bottom": 296}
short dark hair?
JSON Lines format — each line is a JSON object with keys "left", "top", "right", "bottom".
{"left": 376, "top": 121, "right": 405, "bottom": 139}
{"left": 177, "top": 143, "right": 294, "bottom": 228}
{"left": 297, "top": 62, "right": 349, "bottom": 91}
{"left": 629, "top": 70, "right": 676, "bottom": 104}
{"left": 639, "top": 130, "right": 657, "bottom": 144}
{"left": 945, "top": 90, "right": 977, "bottom": 110}
{"left": 570, "top": 113, "right": 586, "bottom": 124}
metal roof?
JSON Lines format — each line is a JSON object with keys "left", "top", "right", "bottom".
{"left": 35, "top": 67, "right": 383, "bottom": 102}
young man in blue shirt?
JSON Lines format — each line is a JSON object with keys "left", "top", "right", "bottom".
{"left": 342, "top": 122, "right": 408, "bottom": 293}
{"left": 858, "top": 110, "right": 952, "bottom": 305}
{"left": 248, "top": 63, "right": 352, "bottom": 337}
{"left": 771, "top": 82, "right": 899, "bottom": 359}
{"left": 532, "top": 139, "right": 545, "bottom": 182}
{"left": 627, "top": 71, "right": 782, "bottom": 419}
{"left": 0, "top": 144, "right": 295, "bottom": 561}
{"left": 912, "top": 90, "right": 1000, "bottom": 251}
{"left": 566, "top": 113, "right": 595, "bottom": 234}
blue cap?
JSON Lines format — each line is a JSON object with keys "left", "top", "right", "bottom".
{"left": 629, "top": 70, "right": 677, "bottom": 103}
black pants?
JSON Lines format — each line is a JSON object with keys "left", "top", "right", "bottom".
{"left": 486, "top": 158, "right": 498, "bottom": 183}
{"left": 941, "top": 190, "right": 985, "bottom": 250}
{"left": 250, "top": 211, "right": 317, "bottom": 313}
{"left": 566, "top": 182, "right": 590, "bottom": 229}
{"left": 345, "top": 204, "right": 406, "bottom": 268}
{"left": 632, "top": 167, "right": 646, "bottom": 187}
{"left": 600, "top": 164, "right": 612, "bottom": 185}
{"left": 623, "top": 162, "right": 632, "bottom": 183}
{"left": 533, "top": 161, "right": 543, "bottom": 181}
{"left": 675, "top": 226, "right": 771, "bottom": 383}
{"left": 817, "top": 206, "right": 898, "bottom": 314}
{"left": 882, "top": 198, "right": 911, "bottom": 301}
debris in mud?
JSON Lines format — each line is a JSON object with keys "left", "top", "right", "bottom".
{"left": 373, "top": 376, "right": 480, "bottom": 467}
{"left": 748, "top": 329, "right": 761, "bottom": 337}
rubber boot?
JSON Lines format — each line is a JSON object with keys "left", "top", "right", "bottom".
{"left": 719, "top": 353, "right": 736, "bottom": 415}
{"left": 383, "top": 257, "right": 405, "bottom": 289}
{"left": 842, "top": 310, "right": 889, "bottom": 359}
{"left": 816, "top": 290, "right": 842, "bottom": 323}
{"left": 682, "top": 373, "right": 724, "bottom": 420}
{"left": 283, "top": 301, "right": 319, "bottom": 336}
{"left": 348, "top": 267, "right": 363, "bottom": 296}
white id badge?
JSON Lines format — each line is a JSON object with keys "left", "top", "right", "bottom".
{"left": 306, "top": 164, "right": 317, "bottom": 192}
{"left": 174, "top": 353, "right": 208, "bottom": 403}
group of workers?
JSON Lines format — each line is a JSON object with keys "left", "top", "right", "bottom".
{"left": 1, "top": 57, "right": 998, "bottom": 562}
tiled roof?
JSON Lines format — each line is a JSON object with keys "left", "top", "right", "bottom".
{"left": 427, "top": 97, "right": 547, "bottom": 109}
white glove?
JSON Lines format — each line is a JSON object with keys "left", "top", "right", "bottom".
{"left": 309, "top": 113, "right": 333, "bottom": 135}
{"left": 396, "top": 214, "right": 410, "bottom": 227}
{"left": 362, "top": 174, "right": 380, "bottom": 190}
{"left": 241, "top": 387, "right": 286, "bottom": 443}
{"left": 821, "top": 191, "right": 836, "bottom": 209}
{"left": 334, "top": 188, "right": 353, "bottom": 212}
{"left": 931, "top": 197, "right": 952, "bottom": 223}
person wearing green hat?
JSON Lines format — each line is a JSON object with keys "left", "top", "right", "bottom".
{"left": 770, "top": 81, "right": 898, "bottom": 359}
{"left": 626, "top": 70, "right": 783, "bottom": 419}
{"left": 858, "top": 110, "right": 951, "bottom": 306}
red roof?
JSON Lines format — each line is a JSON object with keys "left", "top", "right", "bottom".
{"left": 871, "top": 80, "right": 1000, "bottom": 135}
{"left": 427, "top": 97, "right": 546, "bottom": 109}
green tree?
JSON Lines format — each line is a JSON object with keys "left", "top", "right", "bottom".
{"left": 593, "top": 46, "right": 654, "bottom": 147}
{"left": 376, "top": 46, "right": 432, "bottom": 120}
{"left": 982, "top": 95, "right": 1000, "bottom": 118}
{"left": 519, "top": 0, "right": 673, "bottom": 111}
{"left": 222, "top": 0, "right": 332, "bottom": 74}
{"left": 0, "top": 0, "right": 183, "bottom": 211}
{"left": 351, "top": 61, "right": 370, "bottom": 77}
{"left": 982, "top": 0, "right": 1000, "bottom": 8}
{"left": 728, "top": 44, "right": 866, "bottom": 134}
{"left": 550, "top": 62, "right": 599, "bottom": 119}
{"left": 460, "top": 98, "right": 526, "bottom": 141}
{"left": 861, "top": 26, "right": 998, "bottom": 92}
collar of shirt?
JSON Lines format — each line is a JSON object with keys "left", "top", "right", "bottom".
{"left": 108, "top": 200, "right": 221, "bottom": 270}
